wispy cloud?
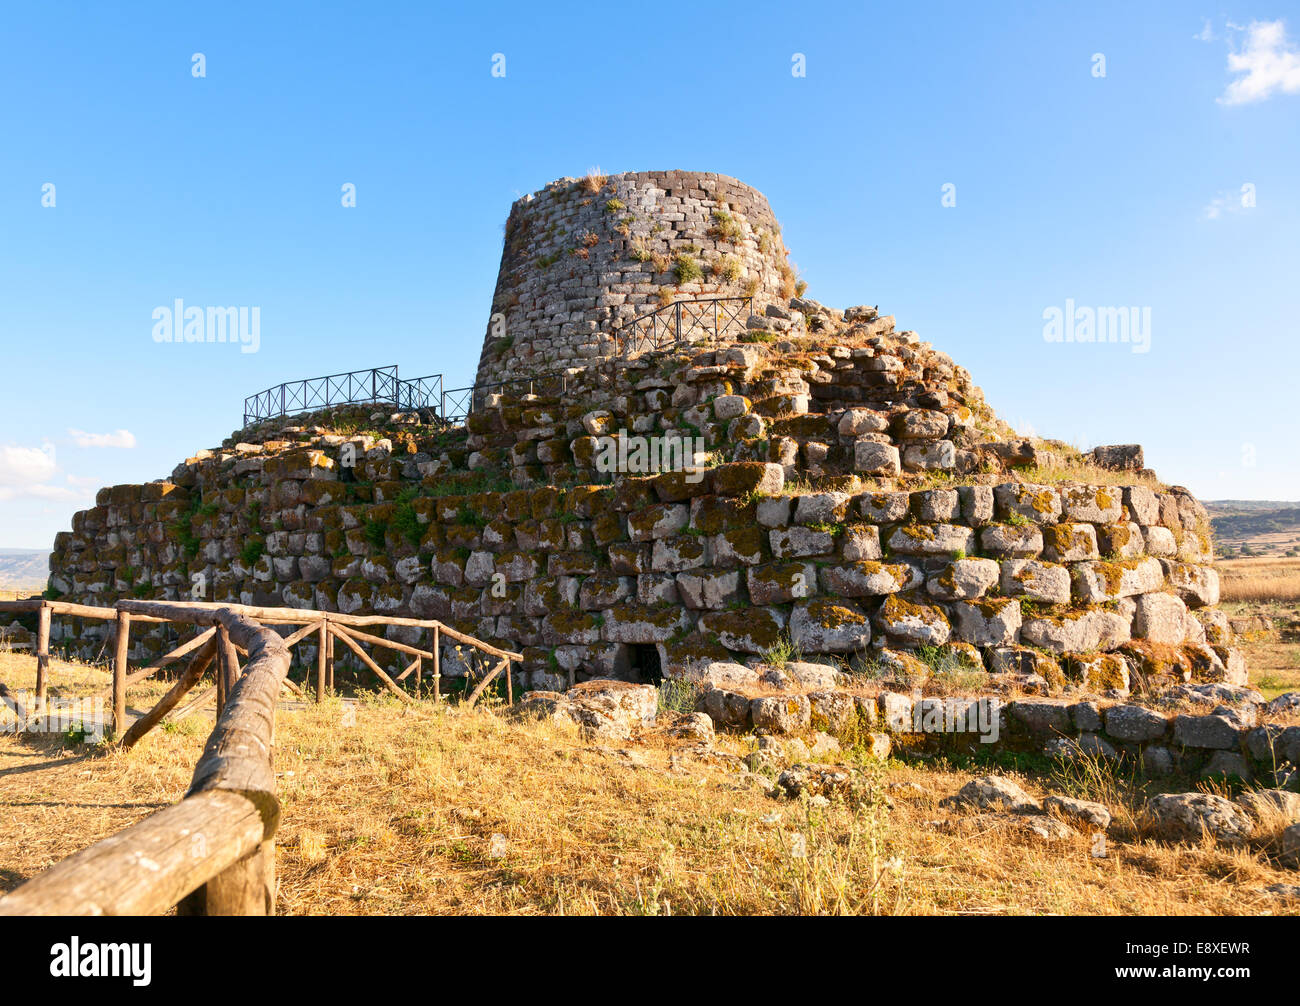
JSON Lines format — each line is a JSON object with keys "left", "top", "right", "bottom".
{"left": 68, "top": 428, "right": 136, "bottom": 449}
{"left": 1218, "top": 19, "right": 1300, "bottom": 105}
{"left": 1202, "top": 183, "right": 1256, "bottom": 220}
{"left": 0, "top": 443, "right": 80, "bottom": 501}
{"left": 0, "top": 444, "right": 57, "bottom": 487}
{"left": 1194, "top": 18, "right": 1215, "bottom": 43}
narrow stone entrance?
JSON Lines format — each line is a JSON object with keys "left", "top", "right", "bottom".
{"left": 629, "top": 644, "right": 663, "bottom": 685}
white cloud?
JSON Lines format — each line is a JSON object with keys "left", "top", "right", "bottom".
{"left": 0, "top": 443, "right": 92, "bottom": 503}
{"left": 68, "top": 428, "right": 136, "bottom": 449}
{"left": 0, "top": 444, "right": 57, "bottom": 487}
{"left": 1219, "top": 19, "right": 1300, "bottom": 105}
{"left": 1194, "top": 18, "right": 1215, "bottom": 43}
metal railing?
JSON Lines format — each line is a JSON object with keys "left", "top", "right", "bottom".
{"left": 240, "top": 298, "right": 755, "bottom": 427}
{"left": 243, "top": 366, "right": 443, "bottom": 426}
{"left": 612, "top": 296, "right": 752, "bottom": 357}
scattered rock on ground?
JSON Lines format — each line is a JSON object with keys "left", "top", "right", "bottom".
{"left": 940, "top": 775, "right": 1041, "bottom": 814}
{"left": 1146, "top": 792, "right": 1254, "bottom": 846}
{"left": 1265, "top": 692, "right": 1300, "bottom": 717}
{"left": 776, "top": 763, "right": 859, "bottom": 800}
{"left": 1282, "top": 823, "right": 1300, "bottom": 869}
{"left": 518, "top": 680, "right": 658, "bottom": 740}
{"left": 1045, "top": 794, "right": 1112, "bottom": 830}
{"left": 659, "top": 710, "right": 715, "bottom": 745}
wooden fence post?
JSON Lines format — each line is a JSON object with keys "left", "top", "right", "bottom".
{"left": 326, "top": 624, "right": 334, "bottom": 691}
{"left": 181, "top": 836, "right": 276, "bottom": 915}
{"left": 216, "top": 624, "right": 239, "bottom": 716}
{"left": 35, "top": 602, "right": 51, "bottom": 714}
{"left": 316, "top": 618, "right": 327, "bottom": 702}
{"left": 432, "top": 625, "right": 440, "bottom": 703}
{"left": 177, "top": 611, "right": 287, "bottom": 916}
{"left": 112, "top": 610, "right": 130, "bottom": 738}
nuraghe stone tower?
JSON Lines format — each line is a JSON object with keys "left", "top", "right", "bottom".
{"left": 41, "top": 170, "right": 1271, "bottom": 776}
{"left": 475, "top": 170, "right": 793, "bottom": 388}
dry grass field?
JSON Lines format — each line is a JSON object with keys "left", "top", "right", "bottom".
{"left": 1, "top": 643, "right": 1297, "bottom": 916}
{"left": 1220, "top": 557, "right": 1300, "bottom": 604}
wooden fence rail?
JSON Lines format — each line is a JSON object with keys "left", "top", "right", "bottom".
{"left": 0, "top": 598, "right": 520, "bottom": 916}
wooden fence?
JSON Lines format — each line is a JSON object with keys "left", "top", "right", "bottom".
{"left": 0, "top": 598, "right": 520, "bottom": 915}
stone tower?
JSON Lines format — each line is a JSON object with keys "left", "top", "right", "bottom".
{"left": 474, "top": 170, "right": 794, "bottom": 388}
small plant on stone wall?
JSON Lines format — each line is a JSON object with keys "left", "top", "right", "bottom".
{"left": 761, "top": 631, "right": 802, "bottom": 669}
{"left": 391, "top": 488, "right": 424, "bottom": 546}
{"left": 604, "top": 197, "right": 625, "bottom": 213}
{"left": 581, "top": 167, "right": 607, "bottom": 193}
{"left": 455, "top": 504, "right": 488, "bottom": 528}
{"left": 742, "top": 276, "right": 760, "bottom": 298}
{"left": 362, "top": 520, "right": 387, "bottom": 551}
{"left": 629, "top": 238, "right": 652, "bottom": 262}
{"left": 240, "top": 536, "right": 265, "bottom": 566}
{"left": 778, "top": 260, "right": 798, "bottom": 300}
{"left": 712, "top": 254, "right": 742, "bottom": 282}
{"left": 673, "top": 254, "right": 702, "bottom": 283}
{"left": 708, "top": 210, "right": 744, "bottom": 243}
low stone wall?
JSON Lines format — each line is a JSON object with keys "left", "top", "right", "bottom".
{"left": 48, "top": 434, "right": 1236, "bottom": 695}
{"left": 701, "top": 676, "right": 1296, "bottom": 785}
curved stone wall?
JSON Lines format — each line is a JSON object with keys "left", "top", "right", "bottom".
{"left": 475, "top": 170, "right": 793, "bottom": 387}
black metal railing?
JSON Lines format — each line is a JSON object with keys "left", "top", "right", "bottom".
{"left": 243, "top": 366, "right": 444, "bottom": 426}
{"left": 241, "top": 298, "right": 754, "bottom": 427}
{"left": 612, "top": 296, "right": 752, "bottom": 357}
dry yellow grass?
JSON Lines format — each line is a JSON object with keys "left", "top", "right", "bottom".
{"left": 1220, "top": 558, "right": 1300, "bottom": 603}
{"left": 1, "top": 650, "right": 1297, "bottom": 916}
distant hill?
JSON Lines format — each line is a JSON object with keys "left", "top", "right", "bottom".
{"left": 1205, "top": 501, "right": 1300, "bottom": 557}
{"left": 0, "top": 549, "right": 49, "bottom": 592}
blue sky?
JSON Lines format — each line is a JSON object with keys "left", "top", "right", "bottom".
{"left": 2, "top": 1, "right": 1298, "bottom": 548}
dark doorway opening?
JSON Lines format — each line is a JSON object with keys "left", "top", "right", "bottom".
{"left": 629, "top": 644, "right": 663, "bottom": 685}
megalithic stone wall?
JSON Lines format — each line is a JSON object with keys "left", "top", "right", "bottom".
{"left": 45, "top": 366, "right": 1236, "bottom": 701}
{"left": 37, "top": 170, "right": 1245, "bottom": 714}
{"left": 475, "top": 170, "right": 793, "bottom": 388}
